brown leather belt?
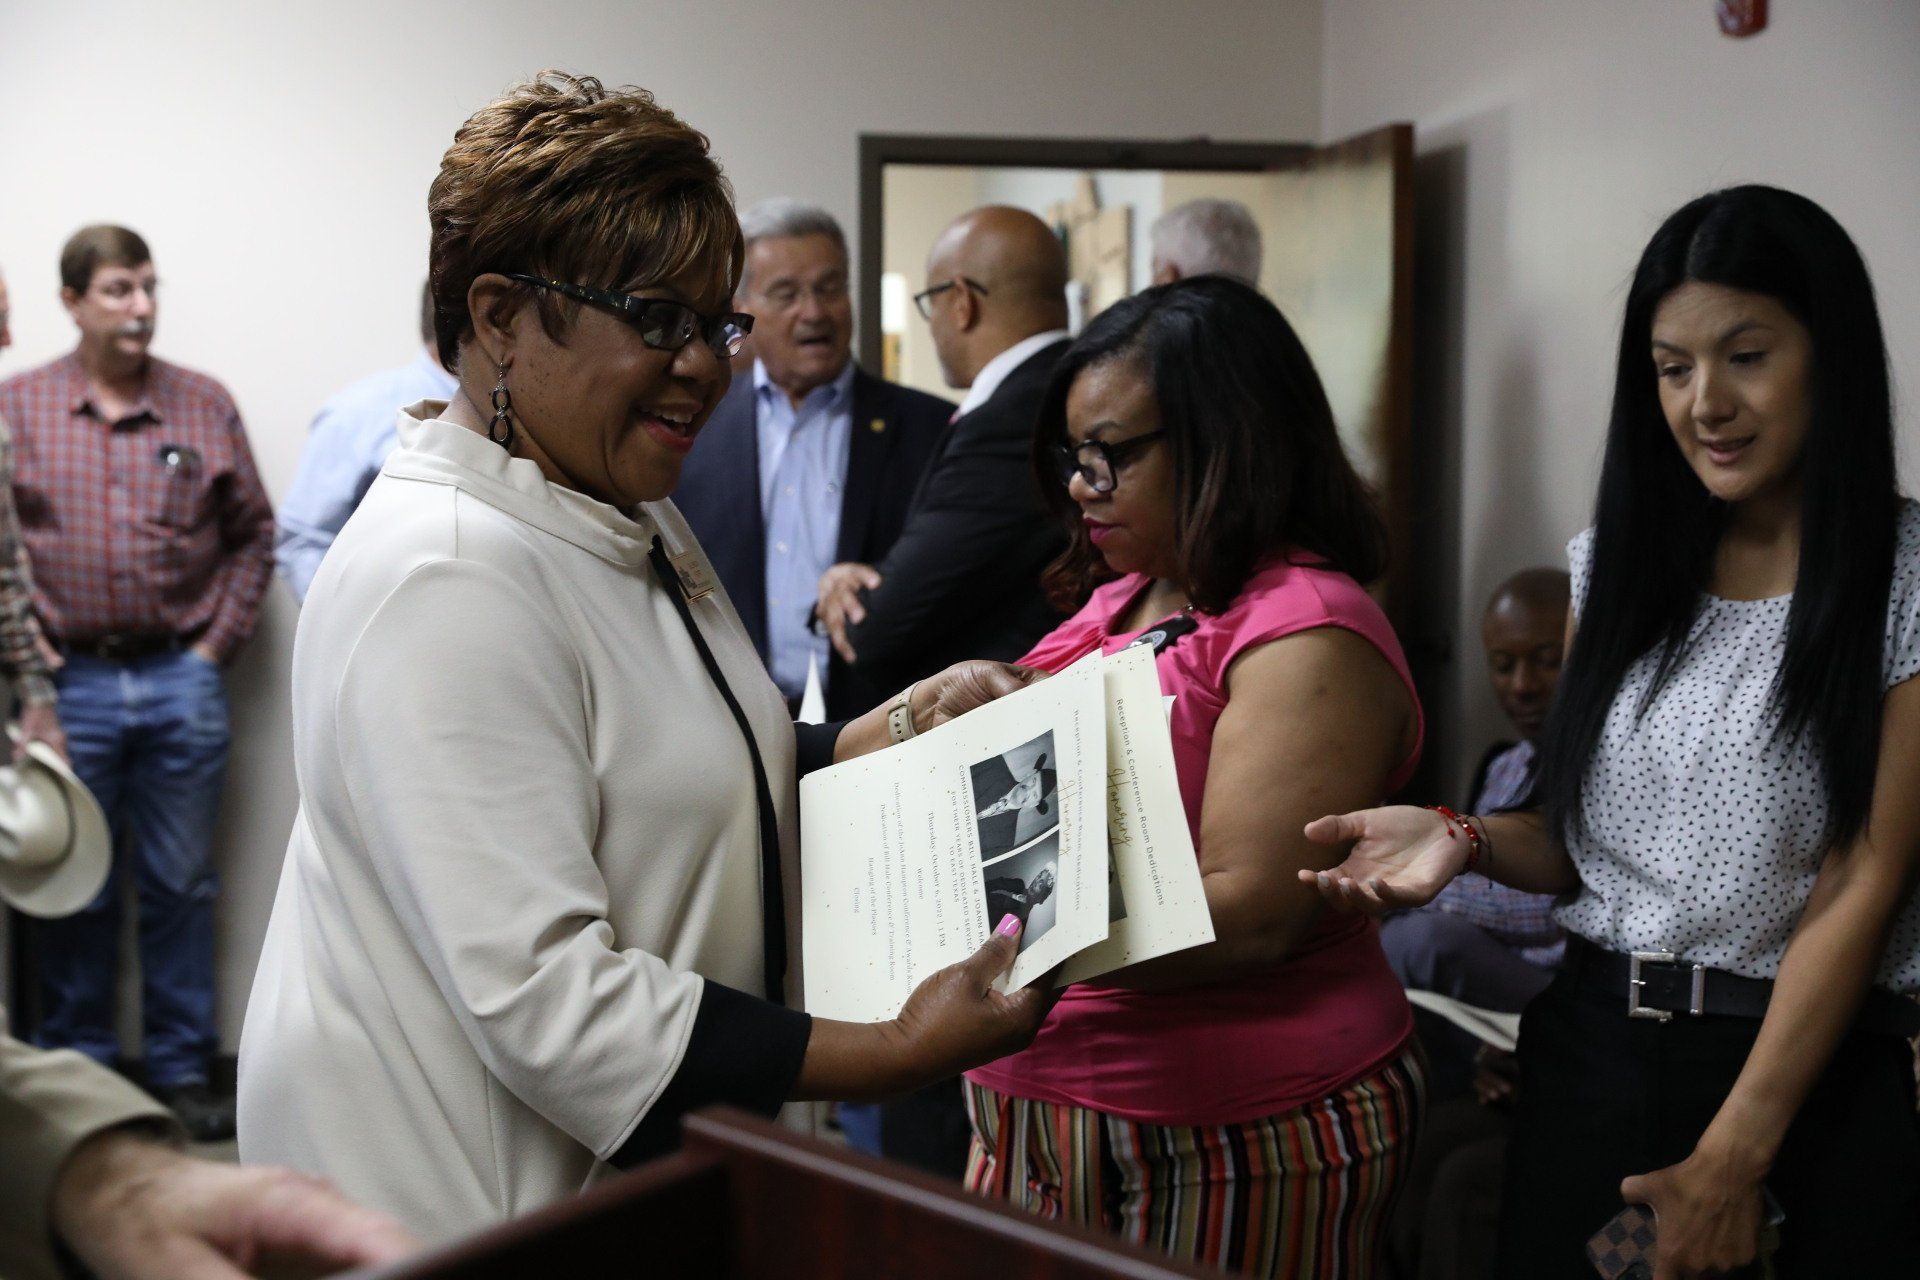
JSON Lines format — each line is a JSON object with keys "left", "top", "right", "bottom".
{"left": 1564, "top": 936, "right": 1920, "bottom": 1039}
{"left": 60, "top": 633, "right": 189, "bottom": 661}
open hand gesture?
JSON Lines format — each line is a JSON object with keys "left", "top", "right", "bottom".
{"left": 1297, "top": 804, "right": 1473, "bottom": 913}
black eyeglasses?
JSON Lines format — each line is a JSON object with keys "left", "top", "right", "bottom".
{"left": 1053, "top": 431, "right": 1168, "bottom": 495}
{"left": 912, "top": 276, "right": 990, "bottom": 321}
{"left": 506, "top": 274, "right": 754, "bottom": 357}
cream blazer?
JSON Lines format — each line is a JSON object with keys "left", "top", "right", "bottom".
{"left": 238, "top": 410, "right": 798, "bottom": 1242}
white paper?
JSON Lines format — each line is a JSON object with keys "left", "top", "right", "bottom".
{"left": 1404, "top": 989, "right": 1521, "bottom": 1053}
{"left": 801, "top": 648, "right": 1215, "bottom": 1023}
{"left": 802, "top": 656, "right": 1109, "bottom": 1021}
{"left": 1056, "top": 644, "right": 1214, "bottom": 985}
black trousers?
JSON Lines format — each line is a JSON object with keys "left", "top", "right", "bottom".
{"left": 1497, "top": 961, "right": 1920, "bottom": 1277}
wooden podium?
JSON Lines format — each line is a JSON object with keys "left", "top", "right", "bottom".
{"left": 359, "top": 1107, "right": 1215, "bottom": 1278}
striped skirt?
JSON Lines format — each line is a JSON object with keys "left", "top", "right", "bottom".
{"left": 963, "top": 1046, "right": 1425, "bottom": 1278}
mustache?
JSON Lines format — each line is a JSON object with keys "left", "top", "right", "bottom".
{"left": 115, "top": 320, "right": 154, "bottom": 338}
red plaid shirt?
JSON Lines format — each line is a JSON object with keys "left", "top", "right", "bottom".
{"left": 0, "top": 352, "right": 275, "bottom": 663}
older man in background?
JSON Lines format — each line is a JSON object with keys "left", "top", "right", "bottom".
{"left": 275, "top": 282, "right": 456, "bottom": 602}
{"left": 675, "top": 198, "right": 950, "bottom": 720}
{"left": 1149, "top": 196, "right": 1264, "bottom": 286}
{"left": 0, "top": 226, "right": 274, "bottom": 1140}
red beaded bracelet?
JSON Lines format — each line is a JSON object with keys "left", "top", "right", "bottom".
{"left": 1425, "top": 804, "right": 1483, "bottom": 873}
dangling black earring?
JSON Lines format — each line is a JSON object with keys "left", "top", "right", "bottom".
{"left": 488, "top": 363, "right": 515, "bottom": 451}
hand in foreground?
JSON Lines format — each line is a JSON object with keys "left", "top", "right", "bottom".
{"left": 1297, "top": 804, "right": 1471, "bottom": 914}
{"left": 1620, "top": 1149, "right": 1766, "bottom": 1280}
{"left": 910, "top": 661, "right": 1044, "bottom": 733}
{"left": 816, "top": 562, "right": 882, "bottom": 663}
{"left": 53, "top": 1128, "right": 416, "bottom": 1280}
{"left": 883, "top": 916, "right": 1055, "bottom": 1084}
{"left": 15, "top": 700, "right": 67, "bottom": 763}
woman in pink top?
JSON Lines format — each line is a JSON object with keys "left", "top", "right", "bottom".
{"left": 964, "top": 277, "right": 1425, "bottom": 1277}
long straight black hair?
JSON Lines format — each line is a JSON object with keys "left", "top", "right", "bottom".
{"left": 1534, "top": 185, "right": 1898, "bottom": 849}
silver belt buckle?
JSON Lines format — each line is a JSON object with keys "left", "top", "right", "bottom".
{"left": 1628, "top": 949, "right": 1707, "bottom": 1021}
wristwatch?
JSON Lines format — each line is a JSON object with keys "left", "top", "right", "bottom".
{"left": 887, "top": 682, "right": 920, "bottom": 745}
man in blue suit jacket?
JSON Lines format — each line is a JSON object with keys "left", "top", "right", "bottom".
{"left": 674, "top": 200, "right": 950, "bottom": 721}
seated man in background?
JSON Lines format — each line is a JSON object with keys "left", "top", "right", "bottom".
{"left": 275, "top": 282, "right": 457, "bottom": 602}
{"left": 1381, "top": 567, "right": 1570, "bottom": 1061}
{"left": 1381, "top": 566, "right": 1569, "bottom": 1280}
{"left": 675, "top": 198, "right": 950, "bottom": 719}
{"left": 1148, "top": 196, "right": 1263, "bottom": 287}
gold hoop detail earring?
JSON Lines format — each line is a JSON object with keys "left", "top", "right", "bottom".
{"left": 488, "top": 364, "right": 515, "bottom": 451}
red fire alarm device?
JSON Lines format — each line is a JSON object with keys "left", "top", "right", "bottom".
{"left": 1717, "top": 0, "right": 1768, "bottom": 37}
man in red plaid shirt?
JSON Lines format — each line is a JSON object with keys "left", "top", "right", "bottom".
{"left": 0, "top": 226, "right": 274, "bottom": 1139}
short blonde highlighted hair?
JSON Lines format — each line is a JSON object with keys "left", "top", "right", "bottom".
{"left": 427, "top": 71, "right": 742, "bottom": 368}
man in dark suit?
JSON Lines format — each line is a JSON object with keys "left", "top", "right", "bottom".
{"left": 814, "top": 206, "right": 1072, "bottom": 1181}
{"left": 815, "top": 206, "right": 1072, "bottom": 703}
{"left": 674, "top": 199, "right": 950, "bottom": 720}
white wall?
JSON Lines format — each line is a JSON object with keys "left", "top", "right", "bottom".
{"left": 1321, "top": 0, "right": 1920, "bottom": 798}
{"left": 0, "top": 0, "right": 1324, "bottom": 1049}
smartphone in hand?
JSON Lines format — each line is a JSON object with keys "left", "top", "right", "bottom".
{"left": 1585, "top": 1191, "right": 1784, "bottom": 1279}
{"left": 1586, "top": 1203, "right": 1657, "bottom": 1279}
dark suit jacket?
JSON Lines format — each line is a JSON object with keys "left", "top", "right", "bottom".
{"left": 843, "top": 339, "right": 1071, "bottom": 693}
{"left": 673, "top": 365, "right": 951, "bottom": 719}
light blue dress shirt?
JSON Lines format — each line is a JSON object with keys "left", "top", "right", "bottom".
{"left": 275, "top": 349, "right": 458, "bottom": 602}
{"left": 755, "top": 359, "right": 854, "bottom": 700}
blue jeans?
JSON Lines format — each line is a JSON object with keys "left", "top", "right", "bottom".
{"left": 33, "top": 651, "right": 229, "bottom": 1088}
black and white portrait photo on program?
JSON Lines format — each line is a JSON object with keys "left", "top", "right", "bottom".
{"left": 981, "top": 832, "right": 1060, "bottom": 954}
{"left": 968, "top": 731, "right": 1058, "bottom": 861}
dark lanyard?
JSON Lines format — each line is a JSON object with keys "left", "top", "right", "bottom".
{"left": 1125, "top": 612, "right": 1199, "bottom": 655}
{"left": 648, "top": 536, "right": 787, "bottom": 1005}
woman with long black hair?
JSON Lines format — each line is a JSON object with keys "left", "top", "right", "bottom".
{"left": 1301, "top": 184, "right": 1920, "bottom": 1277}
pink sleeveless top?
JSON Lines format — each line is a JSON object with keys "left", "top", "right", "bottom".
{"left": 967, "top": 556, "right": 1421, "bottom": 1125}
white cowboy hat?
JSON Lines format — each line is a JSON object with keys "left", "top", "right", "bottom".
{"left": 0, "top": 739, "right": 111, "bottom": 918}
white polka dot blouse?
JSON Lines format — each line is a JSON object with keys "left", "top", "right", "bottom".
{"left": 1557, "top": 501, "right": 1920, "bottom": 991}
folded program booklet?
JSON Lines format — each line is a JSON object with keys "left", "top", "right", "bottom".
{"left": 800, "top": 645, "right": 1214, "bottom": 1023}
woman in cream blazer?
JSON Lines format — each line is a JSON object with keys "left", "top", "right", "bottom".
{"left": 238, "top": 71, "right": 1045, "bottom": 1243}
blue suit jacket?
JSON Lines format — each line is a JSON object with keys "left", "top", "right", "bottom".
{"left": 673, "top": 365, "right": 951, "bottom": 719}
